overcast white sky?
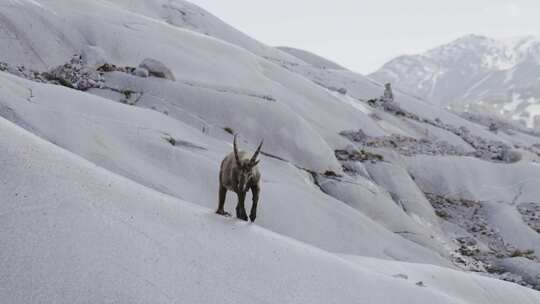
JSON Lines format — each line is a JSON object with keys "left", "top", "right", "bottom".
{"left": 189, "top": 0, "right": 540, "bottom": 74}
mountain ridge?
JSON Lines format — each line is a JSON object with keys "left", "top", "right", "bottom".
{"left": 370, "top": 34, "right": 540, "bottom": 128}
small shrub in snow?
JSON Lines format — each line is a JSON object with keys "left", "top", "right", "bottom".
{"left": 57, "top": 78, "right": 74, "bottom": 88}
{"left": 121, "top": 89, "right": 135, "bottom": 99}
{"left": 510, "top": 249, "right": 536, "bottom": 259}
{"left": 119, "top": 90, "right": 142, "bottom": 105}
{"left": 435, "top": 210, "right": 449, "bottom": 219}
{"left": 97, "top": 63, "right": 117, "bottom": 72}
{"left": 392, "top": 274, "right": 409, "bottom": 280}
{"left": 223, "top": 127, "right": 235, "bottom": 135}
{"left": 97, "top": 63, "right": 136, "bottom": 74}
{"left": 163, "top": 134, "right": 176, "bottom": 146}
{"left": 260, "top": 95, "right": 276, "bottom": 102}
{"left": 323, "top": 170, "right": 340, "bottom": 177}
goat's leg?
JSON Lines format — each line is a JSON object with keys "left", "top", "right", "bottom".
{"left": 216, "top": 185, "right": 230, "bottom": 216}
{"left": 249, "top": 185, "right": 260, "bottom": 222}
{"left": 236, "top": 192, "right": 248, "bottom": 221}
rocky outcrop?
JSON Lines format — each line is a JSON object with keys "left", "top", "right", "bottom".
{"left": 43, "top": 55, "right": 104, "bottom": 91}
{"left": 139, "top": 58, "right": 175, "bottom": 81}
{"left": 340, "top": 131, "right": 467, "bottom": 158}
{"left": 364, "top": 97, "right": 521, "bottom": 163}
{"left": 383, "top": 83, "right": 394, "bottom": 101}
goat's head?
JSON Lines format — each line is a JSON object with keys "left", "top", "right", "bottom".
{"left": 233, "top": 135, "right": 263, "bottom": 192}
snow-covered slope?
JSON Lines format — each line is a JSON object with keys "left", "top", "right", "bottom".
{"left": 0, "top": 71, "right": 448, "bottom": 263}
{"left": 3, "top": 0, "right": 540, "bottom": 302}
{"left": 5, "top": 116, "right": 540, "bottom": 303}
{"left": 370, "top": 35, "right": 540, "bottom": 128}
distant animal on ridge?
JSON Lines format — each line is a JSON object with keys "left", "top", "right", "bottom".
{"left": 217, "top": 135, "right": 263, "bottom": 222}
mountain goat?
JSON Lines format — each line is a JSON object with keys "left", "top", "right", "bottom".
{"left": 217, "top": 135, "right": 263, "bottom": 222}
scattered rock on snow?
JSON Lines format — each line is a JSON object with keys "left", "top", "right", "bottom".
{"left": 335, "top": 147, "right": 384, "bottom": 163}
{"left": 97, "top": 63, "right": 136, "bottom": 74}
{"left": 426, "top": 193, "right": 540, "bottom": 289}
{"left": 43, "top": 55, "right": 104, "bottom": 90}
{"left": 393, "top": 273, "right": 409, "bottom": 280}
{"left": 119, "top": 90, "right": 142, "bottom": 105}
{"left": 337, "top": 87, "right": 347, "bottom": 95}
{"left": 364, "top": 97, "right": 521, "bottom": 163}
{"left": 499, "top": 257, "right": 540, "bottom": 290}
{"left": 458, "top": 111, "right": 540, "bottom": 138}
{"left": 340, "top": 131, "right": 467, "bottom": 158}
{"left": 517, "top": 203, "right": 540, "bottom": 233}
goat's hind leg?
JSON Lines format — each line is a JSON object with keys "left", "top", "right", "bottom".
{"left": 216, "top": 185, "right": 231, "bottom": 216}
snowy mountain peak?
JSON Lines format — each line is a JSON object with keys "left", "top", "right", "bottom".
{"left": 371, "top": 34, "right": 540, "bottom": 128}
{"left": 426, "top": 35, "right": 512, "bottom": 70}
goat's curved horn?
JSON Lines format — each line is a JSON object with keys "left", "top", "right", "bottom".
{"left": 250, "top": 140, "right": 263, "bottom": 164}
{"left": 233, "top": 134, "right": 241, "bottom": 165}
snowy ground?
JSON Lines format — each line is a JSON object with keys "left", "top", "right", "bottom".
{"left": 2, "top": 0, "right": 540, "bottom": 303}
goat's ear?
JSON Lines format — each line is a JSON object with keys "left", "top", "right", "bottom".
{"left": 250, "top": 160, "right": 260, "bottom": 168}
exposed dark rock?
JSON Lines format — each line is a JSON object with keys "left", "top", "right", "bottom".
{"left": 335, "top": 148, "right": 384, "bottom": 163}
{"left": 42, "top": 55, "right": 104, "bottom": 91}
{"left": 426, "top": 193, "right": 540, "bottom": 289}
{"left": 364, "top": 97, "right": 521, "bottom": 163}
{"left": 337, "top": 87, "right": 347, "bottom": 95}
{"left": 223, "top": 127, "right": 235, "bottom": 135}
{"left": 340, "top": 131, "right": 467, "bottom": 157}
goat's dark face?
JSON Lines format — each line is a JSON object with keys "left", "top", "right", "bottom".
{"left": 233, "top": 135, "right": 262, "bottom": 193}
{"left": 237, "top": 165, "right": 251, "bottom": 192}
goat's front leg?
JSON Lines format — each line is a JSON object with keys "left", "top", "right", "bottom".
{"left": 249, "top": 185, "right": 260, "bottom": 222}
{"left": 236, "top": 191, "right": 248, "bottom": 221}
{"left": 216, "top": 185, "right": 231, "bottom": 216}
